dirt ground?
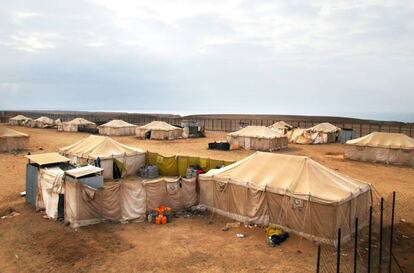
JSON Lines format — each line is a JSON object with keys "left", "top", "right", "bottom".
{"left": 0, "top": 125, "right": 413, "bottom": 273}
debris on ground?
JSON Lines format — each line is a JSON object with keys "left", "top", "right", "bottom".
{"left": 266, "top": 224, "right": 289, "bottom": 247}
{"left": 20, "top": 191, "right": 26, "bottom": 197}
{"left": 236, "top": 233, "right": 245, "bottom": 238}
{"left": 226, "top": 222, "right": 240, "bottom": 228}
{"left": 1, "top": 208, "right": 20, "bottom": 220}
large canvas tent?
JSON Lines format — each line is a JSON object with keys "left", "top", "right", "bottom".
{"left": 59, "top": 117, "right": 97, "bottom": 132}
{"left": 9, "top": 115, "right": 32, "bottom": 126}
{"left": 345, "top": 132, "right": 414, "bottom": 167}
{"left": 269, "top": 121, "right": 293, "bottom": 135}
{"left": 289, "top": 123, "right": 340, "bottom": 144}
{"left": 227, "top": 126, "right": 288, "bottom": 151}
{"left": 30, "top": 116, "right": 55, "bottom": 128}
{"left": 0, "top": 127, "right": 29, "bottom": 152}
{"left": 199, "top": 152, "right": 371, "bottom": 244}
{"left": 136, "top": 121, "right": 183, "bottom": 140}
{"left": 98, "top": 120, "right": 136, "bottom": 136}
{"left": 60, "top": 135, "right": 146, "bottom": 179}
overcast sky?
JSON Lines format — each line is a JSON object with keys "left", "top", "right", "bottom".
{"left": 0, "top": 0, "right": 413, "bottom": 121}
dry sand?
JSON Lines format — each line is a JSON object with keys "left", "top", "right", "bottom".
{"left": 0, "top": 125, "right": 413, "bottom": 273}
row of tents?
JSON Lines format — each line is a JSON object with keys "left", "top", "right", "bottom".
{"left": 24, "top": 133, "right": 372, "bottom": 244}
{"left": 9, "top": 115, "right": 191, "bottom": 140}
{"left": 226, "top": 123, "right": 414, "bottom": 167}
{"left": 225, "top": 122, "right": 342, "bottom": 151}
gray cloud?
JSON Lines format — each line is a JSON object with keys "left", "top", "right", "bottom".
{"left": 0, "top": 0, "right": 413, "bottom": 121}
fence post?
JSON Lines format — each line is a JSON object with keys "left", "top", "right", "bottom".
{"left": 388, "top": 191, "right": 396, "bottom": 273}
{"left": 316, "top": 244, "right": 321, "bottom": 273}
{"left": 354, "top": 217, "right": 358, "bottom": 273}
{"left": 379, "top": 197, "right": 384, "bottom": 265}
{"left": 337, "top": 228, "right": 341, "bottom": 273}
{"left": 368, "top": 205, "right": 373, "bottom": 273}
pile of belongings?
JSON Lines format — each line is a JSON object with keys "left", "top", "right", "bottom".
{"left": 147, "top": 205, "right": 172, "bottom": 224}
{"left": 208, "top": 141, "right": 230, "bottom": 151}
{"left": 266, "top": 224, "right": 289, "bottom": 247}
{"left": 186, "top": 166, "right": 205, "bottom": 178}
{"left": 139, "top": 165, "right": 159, "bottom": 178}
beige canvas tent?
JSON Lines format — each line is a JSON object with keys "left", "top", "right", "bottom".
{"left": 0, "top": 127, "right": 29, "bottom": 152}
{"left": 59, "top": 117, "right": 97, "bottom": 132}
{"left": 143, "top": 176, "right": 197, "bottom": 210}
{"left": 65, "top": 176, "right": 147, "bottom": 227}
{"left": 98, "top": 120, "right": 136, "bottom": 136}
{"left": 60, "top": 135, "right": 146, "bottom": 179}
{"left": 136, "top": 121, "right": 183, "bottom": 140}
{"left": 269, "top": 121, "right": 293, "bottom": 135}
{"left": 289, "top": 123, "right": 340, "bottom": 144}
{"left": 227, "top": 126, "right": 288, "bottom": 151}
{"left": 345, "top": 132, "right": 414, "bottom": 167}
{"left": 9, "top": 115, "right": 32, "bottom": 126}
{"left": 308, "top": 123, "right": 340, "bottom": 143}
{"left": 199, "top": 152, "right": 371, "bottom": 244}
{"left": 30, "top": 116, "right": 55, "bottom": 128}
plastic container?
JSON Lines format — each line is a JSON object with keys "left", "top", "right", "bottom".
{"left": 156, "top": 215, "right": 162, "bottom": 225}
{"left": 162, "top": 215, "right": 167, "bottom": 225}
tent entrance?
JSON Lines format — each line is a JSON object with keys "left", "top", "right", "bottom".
{"left": 145, "top": 130, "right": 151, "bottom": 139}
{"left": 244, "top": 138, "right": 251, "bottom": 149}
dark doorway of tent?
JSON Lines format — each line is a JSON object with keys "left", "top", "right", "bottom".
{"left": 145, "top": 130, "right": 151, "bottom": 139}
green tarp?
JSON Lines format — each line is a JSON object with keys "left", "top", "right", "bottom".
{"left": 147, "top": 152, "right": 235, "bottom": 176}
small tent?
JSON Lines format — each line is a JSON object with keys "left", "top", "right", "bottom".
{"left": 308, "top": 123, "right": 340, "bottom": 143}
{"left": 136, "top": 121, "right": 183, "bottom": 140}
{"left": 64, "top": 176, "right": 147, "bottom": 228}
{"left": 9, "top": 115, "right": 32, "bottom": 126}
{"left": 269, "top": 121, "right": 293, "bottom": 135}
{"left": 30, "top": 116, "right": 55, "bottom": 128}
{"left": 345, "top": 132, "right": 414, "bottom": 167}
{"left": 199, "top": 152, "right": 371, "bottom": 244}
{"left": 289, "top": 123, "right": 340, "bottom": 144}
{"left": 143, "top": 176, "right": 197, "bottom": 211}
{"left": 0, "top": 127, "right": 29, "bottom": 152}
{"left": 59, "top": 117, "right": 97, "bottom": 132}
{"left": 60, "top": 135, "right": 146, "bottom": 179}
{"left": 98, "top": 120, "right": 136, "bottom": 136}
{"left": 227, "top": 126, "right": 288, "bottom": 151}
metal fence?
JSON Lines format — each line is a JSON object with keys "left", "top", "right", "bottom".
{"left": 1, "top": 111, "right": 413, "bottom": 137}
{"left": 316, "top": 191, "right": 412, "bottom": 273}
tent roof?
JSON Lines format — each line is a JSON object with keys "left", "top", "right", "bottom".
{"left": 269, "top": 121, "right": 293, "bottom": 130}
{"left": 0, "top": 127, "right": 29, "bottom": 138}
{"left": 60, "top": 135, "right": 145, "bottom": 159}
{"left": 228, "top": 126, "right": 285, "bottom": 139}
{"left": 34, "top": 116, "right": 54, "bottom": 123}
{"left": 139, "top": 121, "right": 180, "bottom": 131}
{"left": 10, "top": 115, "right": 32, "bottom": 121}
{"left": 64, "top": 117, "right": 96, "bottom": 125}
{"left": 346, "top": 132, "right": 414, "bottom": 149}
{"left": 26, "top": 153, "right": 70, "bottom": 166}
{"left": 98, "top": 119, "right": 136, "bottom": 128}
{"left": 309, "top": 122, "right": 340, "bottom": 133}
{"left": 201, "top": 152, "right": 370, "bottom": 204}
{"left": 65, "top": 165, "right": 104, "bottom": 178}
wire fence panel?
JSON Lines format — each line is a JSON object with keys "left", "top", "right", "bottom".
{"left": 317, "top": 192, "right": 411, "bottom": 273}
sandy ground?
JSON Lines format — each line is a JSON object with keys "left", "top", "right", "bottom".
{"left": 0, "top": 125, "right": 413, "bottom": 272}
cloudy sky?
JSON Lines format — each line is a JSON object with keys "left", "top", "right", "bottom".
{"left": 0, "top": 0, "right": 413, "bottom": 121}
